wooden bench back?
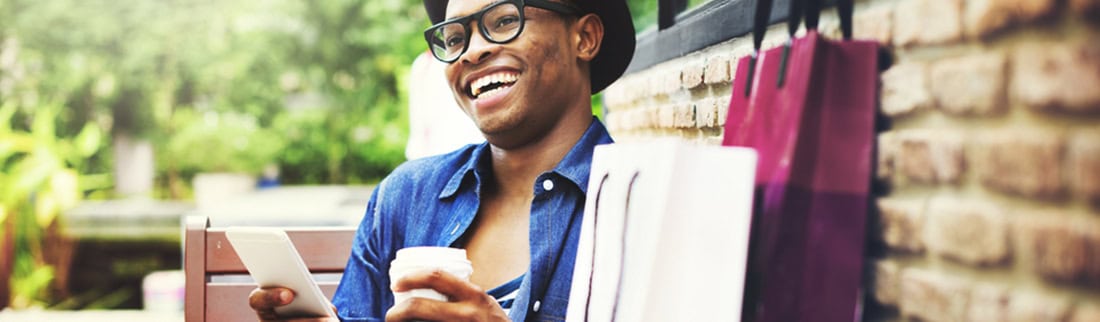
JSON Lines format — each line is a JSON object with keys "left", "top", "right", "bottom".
{"left": 184, "top": 216, "right": 355, "bottom": 322}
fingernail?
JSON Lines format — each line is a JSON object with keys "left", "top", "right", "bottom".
{"left": 280, "top": 290, "right": 293, "bottom": 303}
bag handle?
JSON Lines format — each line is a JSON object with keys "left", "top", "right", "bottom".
{"left": 804, "top": 0, "right": 854, "bottom": 39}
{"left": 582, "top": 172, "right": 611, "bottom": 321}
{"left": 583, "top": 170, "right": 640, "bottom": 322}
{"left": 745, "top": 0, "right": 855, "bottom": 94}
{"left": 744, "top": 0, "right": 774, "bottom": 97}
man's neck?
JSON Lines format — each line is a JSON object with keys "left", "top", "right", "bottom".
{"left": 486, "top": 110, "right": 592, "bottom": 198}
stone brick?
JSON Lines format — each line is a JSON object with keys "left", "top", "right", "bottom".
{"left": 639, "top": 108, "right": 653, "bottom": 129}
{"left": 876, "top": 198, "right": 925, "bottom": 253}
{"left": 672, "top": 103, "right": 696, "bottom": 128}
{"left": 622, "top": 110, "right": 639, "bottom": 130}
{"left": 603, "top": 83, "right": 628, "bottom": 109}
{"left": 666, "top": 69, "right": 683, "bottom": 94}
{"left": 1072, "top": 303, "right": 1100, "bottom": 322}
{"left": 704, "top": 55, "right": 732, "bottom": 85}
{"left": 924, "top": 198, "right": 1011, "bottom": 266}
{"left": 854, "top": 5, "right": 894, "bottom": 45}
{"left": 965, "top": 0, "right": 1059, "bottom": 38}
{"left": 630, "top": 111, "right": 644, "bottom": 130}
{"left": 613, "top": 110, "right": 629, "bottom": 131}
{"left": 893, "top": 0, "right": 963, "bottom": 47}
{"left": 703, "top": 136, "right": 723, "bottom": 146}
{"left": 974, "top": 131, "right": 1066, "bottom": 199}
{"left": 647, "top": 73, "right": 664, "bottom": 97}
{"left": 967, "top": 283, "right": 1010, "bottom": 322}
{"left": 716, "top": 94, "right": 731, "bottom": 127}
{"left": 695, "top": 98, "right": 719, "bottom": 128}
{"left": 1018, "top": 214, "right": 1100, "bottom": 287}
{"left": 899, "top": 268, "right": 971, "bottom": 321}
{"left": 881, "top": 62, "right": 933, "bottom": 118}
{"left": 605, "top": 112, "right": 622, "bottom": 132}
{"left": 817, "top": 17, "right": 844, "bottom": 40}
{"left": 681, "top": 61, "right": 705, "bottom": 90}
{"left": 1070, "top": 130, "right": 1100, "bottom": 207}
{"left": 647, "top": 106, "right": 660, "bottom": 128}
{"left": 877, "top": 132, "right": 897, "bottom": 182}
{"left": 657, "top": 104, "right": 675, "bottom": 128}
{"left": 930, "top": 52, "right": 1008, "bottom": 116}
{"left": 1013, "top": 41, "right": 1100, "bottom": 114}
{"left": 895, "top": 130, "right": 966, "bottom": 185}
{"left": 870, "top": 259, "right": 901, "bottom": 307}
{"left": 1009, "top": 291, "right": 1072, "bottom": 322}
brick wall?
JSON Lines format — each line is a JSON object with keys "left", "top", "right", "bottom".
{"left": 603, "top": 0, "right": 1100, "bottom": 320}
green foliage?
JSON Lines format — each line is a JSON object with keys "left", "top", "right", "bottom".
{"left": 0, "top": 0, "right": 431, "bottom": 304}
{"left": 0, "top": 103, "right": 107, "bottom": 308}
{"left": 162, "top": 110, "right": 284, "bottom": 176}
{"left": 627, "top": 0, "right": 659, "bottom": 33}
{"left": 1, "top": 0, "right": 427, "bottom": 187}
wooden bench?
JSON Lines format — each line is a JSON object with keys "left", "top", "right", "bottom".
{"left": 184, "top": 216, "right": 356, "bottom": 322}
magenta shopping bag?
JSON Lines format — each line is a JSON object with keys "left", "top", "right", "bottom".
{"left": 722, "top": 0, "right": 878, "bottom": 320}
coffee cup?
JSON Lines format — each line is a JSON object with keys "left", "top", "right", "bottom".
{"left": 389, "top": 246, "right": 473, "bottom": 304}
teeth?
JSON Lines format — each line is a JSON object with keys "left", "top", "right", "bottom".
{"left": 470, "top": 71, "right": 519, "bottom": 98}
{"left": 479, "top": 86, "right": 506, "bottom": 99}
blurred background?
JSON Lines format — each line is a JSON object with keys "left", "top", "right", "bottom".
{"left": 0, "top": 0, "right": 662, "bottom": 316}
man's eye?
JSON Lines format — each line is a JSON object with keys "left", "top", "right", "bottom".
{"left": 445, "top": 35, "right": 465, "bottom": 48}
{"left": 494, "top": 16, "right": 519, "bottom": 28}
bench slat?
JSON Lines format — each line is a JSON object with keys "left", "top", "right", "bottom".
{"left": 204, "top": 282, "right": 340, "bottom": 322}
{"left": 204, "top": 228, "right": 356, "bottom": 274}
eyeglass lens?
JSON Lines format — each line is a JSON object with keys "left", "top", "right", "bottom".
{"left": 429, "top": 2, "right": 523, "bottom": 62}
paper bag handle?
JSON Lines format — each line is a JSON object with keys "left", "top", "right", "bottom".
{"left": 583, "top": 170, "right": 640, "bottom": 322}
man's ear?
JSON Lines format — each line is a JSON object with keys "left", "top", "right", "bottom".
{"left": 573, "top": 14, "right": 604, "bottom": 62}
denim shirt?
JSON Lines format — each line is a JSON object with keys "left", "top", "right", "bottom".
{"left": 332, "top": 118, "right": 613, "bottom": 321}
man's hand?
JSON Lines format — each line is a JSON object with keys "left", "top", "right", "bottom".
{"left": 385, "top": 270, "right": 509, "bottom": 322}
{"left": 248, "top": 287, "right": 338, "bottom": 322}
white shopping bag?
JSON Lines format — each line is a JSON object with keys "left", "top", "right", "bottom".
{"left": 566, "top": 140, "right": 757, "bottom": 322}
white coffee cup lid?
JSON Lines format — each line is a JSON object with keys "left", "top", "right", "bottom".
{"left": 395, "top": 246, "right": 469, "bottom": 262}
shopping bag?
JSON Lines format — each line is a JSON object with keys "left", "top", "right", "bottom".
{"left": 565, "top": 140, "right": 758, "bottom": 322}
{"left": 722, "top": 0, "right": 878, "bottom": 320}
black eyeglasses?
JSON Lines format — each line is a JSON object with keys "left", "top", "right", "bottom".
{"left": 424, "top": 0, "right": 582, "bottom": 63}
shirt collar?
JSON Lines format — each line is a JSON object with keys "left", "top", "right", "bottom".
{"left": 549, "top": 117, "right": 612, "bottom": 194}
{"left": 438, "top": 117, "right": 612, "bottom": 199}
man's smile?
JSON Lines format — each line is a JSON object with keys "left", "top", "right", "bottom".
{"left": 466, "top": 70, "right": 521, "bottom": 99}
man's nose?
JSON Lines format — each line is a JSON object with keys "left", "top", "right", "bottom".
{"left": 461, "top": 28, "right": 498, "bottom": 65}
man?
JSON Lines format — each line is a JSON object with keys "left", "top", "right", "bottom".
{"left": 249, "top": 0, "right": 634, "bottom": 320}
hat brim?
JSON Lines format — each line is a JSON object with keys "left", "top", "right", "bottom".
{"left": 424, "top": 0, "right": 635, "bottom": 94}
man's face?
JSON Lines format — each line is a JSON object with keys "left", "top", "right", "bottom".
{"left": 443, "top": 0, "right": 583, "bottom": 148}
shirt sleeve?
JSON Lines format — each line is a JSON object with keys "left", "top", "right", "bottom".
{"left": 332, "top": 186, "right": 394, "bottom": 322}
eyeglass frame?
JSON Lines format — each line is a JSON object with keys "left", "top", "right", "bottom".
{"left": 423, "top": 0, "right": 584, "bottom": 63}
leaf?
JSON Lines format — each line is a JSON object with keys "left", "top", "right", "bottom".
{"left": 0, "top": 204, "right": 6, "bottom": 224}
{"left": 10, "top": 265, "right": 55, "bottom": 309}
{"left": 73, "top": 123, "right": 103, "bottom": 158}
{"left": 78, "top": 173, "right": 114, "bottom": 192}
{"left": 31, "top": 106, "right": 58, "bottom": 146}
{"left": 35, "top": 193, "right": 58, "bottom": 228}
{"left": 3, "top": 152, "right": 60, "bottom": 205}
{"left": 50, "top": 169, "right": 80, "bottom": 210}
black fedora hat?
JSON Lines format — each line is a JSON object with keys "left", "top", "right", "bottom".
{"left": 424, "top": 0, "right": 635, "bottom": 94}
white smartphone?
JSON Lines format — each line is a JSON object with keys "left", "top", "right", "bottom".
{"left": 225, "top": 227, "right": 337, "bottom": 318}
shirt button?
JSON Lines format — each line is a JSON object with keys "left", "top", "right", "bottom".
{"left": 533, "top": 300, "right": 541, "bottom": 312}
{"left": 542, "top": 179, "right": 554, "bottom": 191}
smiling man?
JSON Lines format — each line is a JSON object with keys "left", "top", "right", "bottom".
{"left": 248, "top": 0, "right": 634, "bottom": 321}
